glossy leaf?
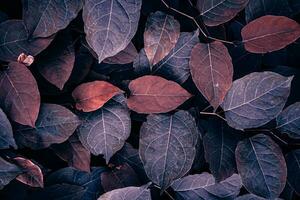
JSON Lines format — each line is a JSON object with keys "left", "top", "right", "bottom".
{"left": 190, "top": 41, "right": 233, "bottom": 110}
{"left": 0, "top": 20, "right": 53, "bottom": 62}
{"left": 36, "top": 32, "right": 75, "bottom": 90}
{"left": 284, "top": 150, "right": 300, "bottom": 195}
{"left": 139, "top": 110, "right": 198, "bottom": 190}
{"left": 23, "top": 0, "right": 83, "bottom": 38}
{"left": 172, "top": 173, "right": 242, "bottom": 200}
{"left": 127, "top": 75, "right": 192, "bottom": 113}
{"left": 242, "top": 15, "right": 300, "bottom": 53}
{"left": 222, "top": 72, "right": 293, "bottom": 130}
{"left": 152, "top": 30, "right": 199, "bottom": 84}
{"left": 235, "top": 134, "right": 287, "bottom": 199}
{"left": 144, "top": 11, "right": 180, "bottom": 66}
{"left": 196, "top": 0, "right": 249, "bottom": 26}
{"left": 51, "top": 134, "right": 91, "bottom": 172}
{"left": 77, "top": 95, "right": 131, "bottom": 163}
{"left": 103, "top": 42, "right": 138, "bottom": 64}
{"left": 0, "top": 108, "right": 17, "bottom": 149}
{"left": 276, "top": 102, "right": 300, "bottom": 139}
{"left": 98, "top": 184, "right": 151, "bottom": 200}
{"left": 83, "top": 0, "right": 142, "bottom": 63}
{"left": 72, "top": 81, "right": 122, "bottom": 112}
{"left": 0, "top": 62, "right": 40, "bottom": 127}
{"left": 15, "top": 104, "right": 81, "bottom": 149}
{"left": 203, "top": 119, "right": 241, "bottom": 181}
{"left": 14, "top": 157, "right": 44, "bottom": 188}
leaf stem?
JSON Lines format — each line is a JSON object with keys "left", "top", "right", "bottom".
{"left": 161, "top": 0, "right": 235, "bottom": 45}
{"left": 199, "top": 111, "right": 226, "bottom": 122}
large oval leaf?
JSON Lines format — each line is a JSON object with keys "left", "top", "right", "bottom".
{"left": 235, "top": 134, "right": 287, "bottom": 199}
{"left": 0, "top": 157, "right": 22, "bottom": 189}
{"left": 0, "top": 108, "right": 16, "bottom": 149}
{"left": 83, "top": 0, "right": 142, "bottom": 63}
{"left": 222, "top": 72, "right": 293, "bottom": 130}
{"left": 23, "top": 0, "right": 83, "bottom": 38}
{"left": 139, "top": 110, "right": 198, "bottom": 190}
{"left": 242, "top": 15, "right": 300, "bottom": 53}
{"left": 190, "top": 41, "right": 233, "bottom": 110}
{"left": 127, "top": 75, "right": 192, "bottom": 114}
{"left": 285, "top": 150, "right": 300, "bottom": 196}
{"left": 0, "top": 20, "right": 53, "bottom": 62}
{"left": 15, "top": 104, "right": 80, "bottom": 149}
{"left": 172, "top": 173, "right": 242, "bottom": 200}
{"left": 0, "top": 62, "right": 40, "bottom": 127}
{"left": 144, "top": 11, "right": 180, "bottom": 66}
{"left": 203, "top": 118, "right": 242, "bottom": 181}
{"left": 72, "top": 81, "right": 122, "bottom": 112}
{"left": 77, "top": 95, "right": 131, "bottom": 163}
{"left": 152, "top": 30, "right": 199, "bottom": 84}
{"left": 196, "top": 0, "right": 249, "bottom": 26}
{"left": 276, "top": 102, "right": 300, "bottom": 139}
{"left": 98, "top": 184, "right": 151, "bottom": 200}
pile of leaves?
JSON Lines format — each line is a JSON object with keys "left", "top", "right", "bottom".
{"left": 0, "top": 0, "right": 300, "bottom": 199}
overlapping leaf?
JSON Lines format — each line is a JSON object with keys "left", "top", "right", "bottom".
{"left": 83, "top": 0, "right": 142, "bottom": 63}
{"left": 72, "top": 81, "right": 122, "bottom": 112}
{"left": 222, "top": 71, "right": 293, "bottom": 129}
{"left": 139, "top": 110, "right": 198, "bottom": 190}
{"left": 242, "top": 15, "right": 300, "bottom": 53}
{"left": 103, "top": 42, "right": 138, "bottom": 64}
{"left": 0, "top": 20, "right": 53, "bottom": 62}
{"left": 15, "top": 104, "right": 81, "bottom": 149}
{"left": 144, "top": 11, "right": 180, "bottom": 66}
{"left": 77, "top": 95, "right": 131, "bottom": 163}
{"left": 0, "top": 62, "right": 40, "bottom": 127}
{"left": 276, "top": 102, "right": 300, "bottom": 139}
{"left": 235, "top": 134, "right": 287, "bottom": 199}
{"left": 284, "top": 150, "right": 300, "bottom": 196}
{"left": 127, "top": 75, "right": 192, "bottom": 113}
{"left": 0, "top": 108, "right": 16, "bottom": 149}
{"left": 196, "top": 0, "right": 249, "bottom": 26}
{"left": 190, "top": 41, "right": 233, "bottom": 110}
{"left": 0, "top": 157, "right": 22, "bottom": 189}
{"left": 23, "top": 0, "right": 83, "bottom": 38}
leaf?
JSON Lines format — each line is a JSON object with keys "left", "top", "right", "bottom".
{"left": 284, "top": 150, "right": 300, "bottom": 195}
{"left": 98, "top": 184, "right": 151, "bottom": 200}
{"left": 72, "top": 81, "right": 122, "bottom": 112}
{"left": 276, "top": 102, "right": 300, "bottom": 139}
{"left": 236, "top": 194, "right": 275, "bottom": 200}
{"left": 0, "top": 108, "right": 17, "bottom": 149}
{"left": 196, "top": 0, "right": 249, "bottom": 26}
{"left": 242, "top": 15, "right": 300, "bottom": 53}
{"left": 133, "top": 48, "right": 151, "bottom": 76}
{"left": 83, "top": 0, "right": 142, "bottom": 63}
{"left": 235, "top": 134, "right": 287, "bottom": 199}
{"left": 101, "top": 163, "right": 141, "bottom": 192}
{"left": 0, "top": 157, "right": 22, "bottom": 189}
{"left": 152, "top": 30, "right": 199, "bottom": 84}
{"left": 47, "top": 167, "right": 107, "bottom": 200}
{"left": 15, "top": 104, "right": 81, "bottom": 149}
{"left": 36, "top": 31, "right": 75, "bottom": 90}
{"left": 103, "top": 42, "right": 138, "bottom": 64}
{"left": 14, "top": 157, "right": 44, "bottom": 188}
{"left": 77, "top": 94, "right": 131, "bottom": 163}
{"left": 51, "top": 134, "right": 91, "bottom": 172}
{"left": 0, "top": 62, "right": 40, "bottom": 127}
{"left": 0, "top": 20, "right": 53, "bottom": 62}
{"left": 245, "top": 0, "right": 292, "bottom": 22}
{"left": 221, "top": 71, "right": 293, "bottom": 130}
{"left": 127, "top": 75, "right": 192, "bottom": 114}
{"left": 189, "top": 41, "right": 233, "bottom": 110}
{"left": 139, "top": 110, "right": 198, "bottom": 190}
{"left": 172, "top": 173, "right": 242, "bottom": 200}
{"left": 203, "top": 118, "right": 242, "bottom": 181}
{"left": 22, "top": 0, "right": 83, "bottom": 38}
{"left": 144, "top": 11, "right": 180, "bottom": 66}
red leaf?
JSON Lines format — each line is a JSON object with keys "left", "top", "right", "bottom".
{"left": 14, "top": 157, "right": 44, "bottom": 188}
{"left": 242, "top": 15, "right": 300, "bottom": 53}
{"left": 72, "top": 81, "right": 123, "bottom": 112}
{"left": 127, "top": 75, "right": 192, "bottom": 113}
{"left": 0, "top": 62, "right": 40, "bottom": 127}
{"left": 189, "top": 42, "right": 233, "bottom": 110}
